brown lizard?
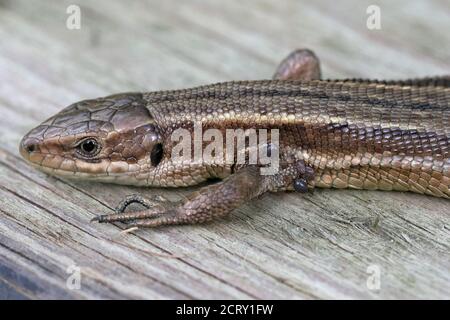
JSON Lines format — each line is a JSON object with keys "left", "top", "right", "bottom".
{"left": 19, "top": 49, "right": 450, "bottom": 229}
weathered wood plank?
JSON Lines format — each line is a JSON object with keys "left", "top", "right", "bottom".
{"left": 0, "top": 0, "right": 449, "bottom": 299}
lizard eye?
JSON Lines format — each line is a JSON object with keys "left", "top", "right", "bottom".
{"left": 150, "top": 143, "right": 163, "bottom": 166}
{"left": 77, "top": 138, "right": 101, "bottom": 158}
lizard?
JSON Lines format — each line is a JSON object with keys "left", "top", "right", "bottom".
{"left": 19, "top": 49, "right": 450, "bottom": 230}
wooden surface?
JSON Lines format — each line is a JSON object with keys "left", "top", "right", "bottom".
{"left": 0, "top": 0, "right": 449, "bottom": 299}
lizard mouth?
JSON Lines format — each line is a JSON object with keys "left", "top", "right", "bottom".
{"left": 20, "top": 135, "right": 108, "bottom": 177}
{"left": 19, "top": 135, "right": 154, "bottom": 186}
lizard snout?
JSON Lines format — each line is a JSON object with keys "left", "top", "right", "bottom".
{"left": 19, "top": 135, "right": 41, "bottom": 160}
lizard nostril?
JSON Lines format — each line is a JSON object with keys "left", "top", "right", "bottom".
{"left": 26, "top": 144, "right": 37, "bottom": 153}
{"left": 20, "top": 137, "right": 40, "bottom": 156}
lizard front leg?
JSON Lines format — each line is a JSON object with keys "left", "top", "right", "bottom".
{"left": 92, "top": 163, "right": 315, "bottom": 229}
{"left": 92, "top": 166, "right": 263, "bottom": 228}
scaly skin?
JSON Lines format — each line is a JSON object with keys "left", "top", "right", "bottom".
{"left": 19, "top": 49, "right": 450, "bottom": 229}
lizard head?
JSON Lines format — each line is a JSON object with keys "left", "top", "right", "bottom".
{"left": 19, "top": 93, "right": 165, "bottom": 185}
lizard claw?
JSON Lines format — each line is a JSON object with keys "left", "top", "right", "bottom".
{"left": 90, "top": 215, "right": 107, "bottom": 223}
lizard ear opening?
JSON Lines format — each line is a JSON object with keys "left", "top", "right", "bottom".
{"left": 150, "top": 143, "right": 163, "bottom": 166}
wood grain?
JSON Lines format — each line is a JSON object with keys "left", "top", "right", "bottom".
{"left": 0, "top": 0, "right": 449, "bottom": 299}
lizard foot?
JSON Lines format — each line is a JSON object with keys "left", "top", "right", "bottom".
{"left": 92, "top": 166, "right": 265, "bottom": 229}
